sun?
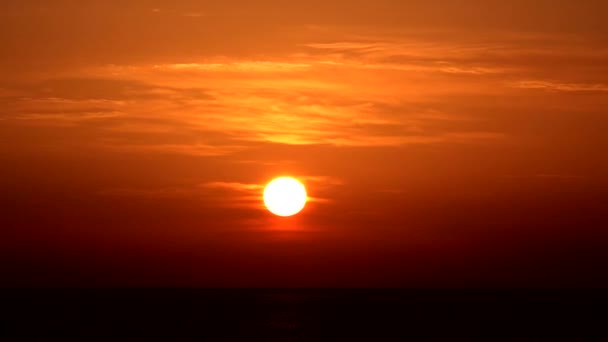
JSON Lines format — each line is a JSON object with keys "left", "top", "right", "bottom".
{"left": 263, "top": 177, "right": 307, "bottom": 217}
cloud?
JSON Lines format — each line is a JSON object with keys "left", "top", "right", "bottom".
{"left": 502, "top": 174, "right": 586, "bottom": 180}
{"left": 7, "top": 28, "right": 604, "bottom": 156}
{"left": 2, "top": 57, "right": 507, "bottom": 151}
{"left": 158, "top": 62, "right": 312, "bottom": 72}
{"left": 99, "top": 142, "right": 245, "bottom": 157}
{"left": 99, "top": 177, "right": 336, "bottom": 211}
{"left": 182, "top": 12, "right": 206, "bottom": 18}
{"left": 513, "top": 80, "right": 608, "bottom": 92}
{"left": 3, "top": 95, "right": 125, "bottom": 126}
{"left": 300, "top": 176, "right": 344, "bottom": 186}
{"left": 201, "top": 177, "right": 337, "bottom": 205}
{"left": 203, "top": 182, "right": 264, "bottom": 191}
{"left": 99, "top": 186, "right": 198, "bottom": 199}
{"left": 11, "top": 111, "right": 121, "bottom": 127}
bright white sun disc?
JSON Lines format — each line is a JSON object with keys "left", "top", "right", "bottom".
{"left": 263, "top": 177, "right": 307, "bottom": 217}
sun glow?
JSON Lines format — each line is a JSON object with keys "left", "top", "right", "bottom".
{"left": 263, "top": 177, "right": 307, "bottom": 217}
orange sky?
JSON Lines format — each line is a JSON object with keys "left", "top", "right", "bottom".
{"left": 2, "top": 1, "right": 608, "bottom": 287}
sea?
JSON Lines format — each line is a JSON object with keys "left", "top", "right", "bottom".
{"left": 2, "top": 289, "right": 607, "bottom": 340}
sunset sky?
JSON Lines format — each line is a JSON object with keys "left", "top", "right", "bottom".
{"left": 2, "top": 1, "right": 608, "bottom": 287}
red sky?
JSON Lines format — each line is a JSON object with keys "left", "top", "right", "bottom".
{"left": 2, "top": 1, "right": 608, "bottom": 287}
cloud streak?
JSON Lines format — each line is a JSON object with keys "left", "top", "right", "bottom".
{"left": 514, "top": 80, "right": 608, "bottom": 92}
{"left": 203, "top": 182, "right": 265, "bottom": 191}
{"left": 3, "top": 28, "right": 606, "bottom": 159}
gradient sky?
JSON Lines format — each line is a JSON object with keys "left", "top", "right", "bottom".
{"left": 2, "top": 1, "right": 608, "bottom": 287}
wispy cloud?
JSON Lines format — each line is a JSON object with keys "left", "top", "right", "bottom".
{"left": 203, "top": 182, "right": 264, "bottom": 191}
{"left": 12, "top": 111, "right": 121, "bottom": 126}
{"left": 513, "top": 80, "right": 608, "bottom": 92}
{"left": 159, "top": 62, "right": 312, "bottom": 72}
{"left": 26, "top": 58, "right": 499, "bottom": 150}
{"left": 300, "top": 176, "right": 344, "bottom": 186}
{"left": 201, "top": 176, "right": 338, "bottom": 205}
{"left": 6, "top": 29, "right": 605, "bottom": 157}
{"left": 99, "top": 186, "right": 198, "bottom": 199}
{"left": 303, "top": 41, "right": 508, "bottom": 75}
{"left": 100, "top": 141, "right": 246, "bottom": 157}
{"left": 182, "top": 12, "right": 206, "bottom": 18}
{"left": 502, "top": 174, "right": 586, "bottom": 180}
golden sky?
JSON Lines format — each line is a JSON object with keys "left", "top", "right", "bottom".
{"left": 1, "top": 1, "right": 608, "bottom": 286}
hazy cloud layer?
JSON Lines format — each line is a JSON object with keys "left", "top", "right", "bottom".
{"left": 2, "top": 3, "right": 607, "bottom": 195}
{"left": 8, "top": 30, "right": 604, "bottom": 153}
